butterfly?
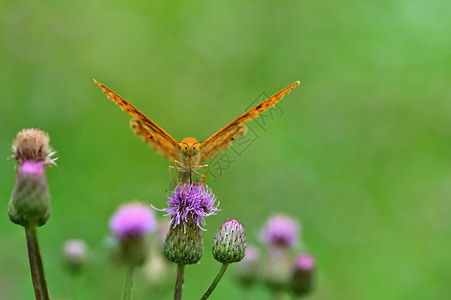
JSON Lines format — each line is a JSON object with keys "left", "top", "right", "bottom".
{"left": 94, "top": 79, "right": 300, "bottom": 183}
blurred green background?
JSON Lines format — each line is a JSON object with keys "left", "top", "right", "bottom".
{"left": 1, "top": 0, "right": 450, "bottom": 299}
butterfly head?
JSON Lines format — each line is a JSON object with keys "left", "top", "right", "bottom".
{"left": 179, "top": 137, "right": 201, "bottom": 164}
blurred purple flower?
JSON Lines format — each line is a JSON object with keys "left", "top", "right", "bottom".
{"left": 110, "top": 202, "right": 156, "bottom": 239}
{"left": 295, "top": 252, "right": 315, "bottom": 271}
{"left": 244, "top": 244, "right": 260, "bottom": 262}
{"left": 62, "top": 239, "right": 87, "bottom": 272}
{"left": 162, "top": 183, "right": 218, "bottom": 230}
{"left": 262, "top": 214, "right": 300, "bottom": 248}
{"left": 235, "top": 244, "right": 260, "bottom": 285}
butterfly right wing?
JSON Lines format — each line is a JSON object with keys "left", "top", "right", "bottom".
{"left": 94, "top": 79, "right": 180, "bottom": 160}
{"left": 200, "top": 81, "right": 300, "bottom": 162}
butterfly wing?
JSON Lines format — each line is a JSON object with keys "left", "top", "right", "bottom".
{"left": 130, "top": 119, "right": 180, "bottom": 160}
{"left": 200, "top": 81, "right": 300, "bottom": 162}
{"left": 94, "top": 79, "right": 180, "bottom": 160}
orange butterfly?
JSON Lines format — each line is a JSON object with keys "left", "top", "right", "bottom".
{"left": 94, "top": 79, "right": 300, "bottom": 183}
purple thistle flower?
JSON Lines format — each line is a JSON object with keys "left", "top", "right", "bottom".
{"left": 262, "top": 214, "right": 300, "bottom": 248}
{"left": 162, "top": 183, "right": 219, "bottom": 230}
{"left": 110, "top": 202, "right": 156, "bottom": 239}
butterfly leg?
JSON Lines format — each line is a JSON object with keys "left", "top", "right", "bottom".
{"left": 173, "top": 160, "right": 184, "bottom": 184}
{"left": 192, "top": 165, "right": 209, "bottom": 199}
{"left": 192, "top": 164, "right": 209, "bottom": 185}
{"left": 173, "top": 160, "right": 190, "bottom": 197}
{"left": 168, "top": 165, "right": 177, "bottom": 187}
{"left": 201, "top": 164, "right": 209, "bottom": 185}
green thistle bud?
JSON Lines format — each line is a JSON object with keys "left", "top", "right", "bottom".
{"left": 235, "top": 244, "right": 260, "bottom": 286}
{"left": 263, "top": 247, "right": 292, "bottom": 291}
{"left": 164, "top": 222, "right": 203, "bottom": 265}
{"left": 62, "top": 239, "right": 87, "bottom": 273}
{"left": 119, "top": 236, "right": 148, "bottom": 268}
{"left": 212, "top": 220, "right": 246, "bottom": 264}
{"left": 8, "top": 129, "right": 56, "bottom": 227}
{"left": 9, "top": 162, "right": 50, "bottom": 226}
{"left": 291, "top": 253, "right": 315, "bottom": 296}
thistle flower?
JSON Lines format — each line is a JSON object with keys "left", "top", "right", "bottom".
{"left": 162, "top": 183, "right": 218, "bottom": 265}
{"left": 110, "top": 202, "right": 156, "bottom": 267}
{"left": 262, "top": 214, "right": 300, "bottom": 249}
{"left": 110, "top": 202, "right": 156, "bottom": 239}
{"left": 212, "top": 219, "right": 246, "bottom": 264}
{"left": 235, "top": 244, "right": 260, "bottom": 286}
{"left": 9, "top": 129, "right": 56, "bottom": 227}
{"left": 162, "top": 183, "right": 219, "bottom": 230}
{"left": 291, "top": 252, "right": 315, "bottom": 296}
{"left": 62, "top": 239, "right": 87, "bottom": 273}
{"left": 260, "top": 214, "right": 300, "bottom": 292}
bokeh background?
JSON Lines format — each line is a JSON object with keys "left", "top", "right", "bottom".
{"left": 1, "top": 0, "right": 450, "bottom": 299}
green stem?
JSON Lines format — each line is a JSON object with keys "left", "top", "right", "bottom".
{"left": 174, "top": 264, "right": 185, "bottom": 300}
{"left": 123, "top": 266, "right": 135, "bottom": 300}
{"left": 271, "top": 289, "right": 284, "bottom": 300}
{"left": 201, "top": 264, "right": 229, "bottom": 300}
{"left": 25, "top": 224, "right": 49, "bottom": 300}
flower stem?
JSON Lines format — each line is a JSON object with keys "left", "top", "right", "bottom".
{"left": 123, "top": 266, "right": 135, "bottom": 300}
{"left": 25, "top": 224, "right": 49, "bottom": 300}
{"left": 271, "top": 289, "right": 285, "bottom": 300}
{"left": 174, "top": 264, "right": 185, "bottom": 300}
{"left": 200, "top": 263, "right": 229, "bottom": 300}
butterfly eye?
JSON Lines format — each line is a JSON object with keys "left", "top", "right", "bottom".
{"left": 193, "top": 146, "right": 199, "bottom": 155}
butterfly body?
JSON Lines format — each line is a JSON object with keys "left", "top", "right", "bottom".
{"left": 94, "top": 79, "right": 300, "bottom": 183}
{"left": 177, "top": 137, "right": 202, "bottom": 182}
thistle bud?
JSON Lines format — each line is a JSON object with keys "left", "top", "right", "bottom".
{"left": 109, "top": 202, "right": 156, "bottom": 268}
{"left": 62, "top": 239, "right": 87, "bottom": 273}
{"left": 164, "top": 221, "right": 203, "bottom": 265}
{"left": 144, "top": 222, "right": 173, "bottom": 286}
{"left": 212, "top": 219, "right": 246, "bottom": 264}
{"left": 235, "top": 244, "right": 260, "bottom": 286}
{"left": 8, "top": 129, "right": 56, "bottom": 227}
{"left": 291, "top": 253, "right": 315, "bottom": 296}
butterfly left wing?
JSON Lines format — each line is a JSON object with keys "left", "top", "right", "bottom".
{"left": 130, "top": 119, "right": 180, "bottom": 159}
{"left": 94, "top": 79, "right": 181, "bottom": 160}
{"left": 200, "top": 81, "right": 300, "bottom": 162}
